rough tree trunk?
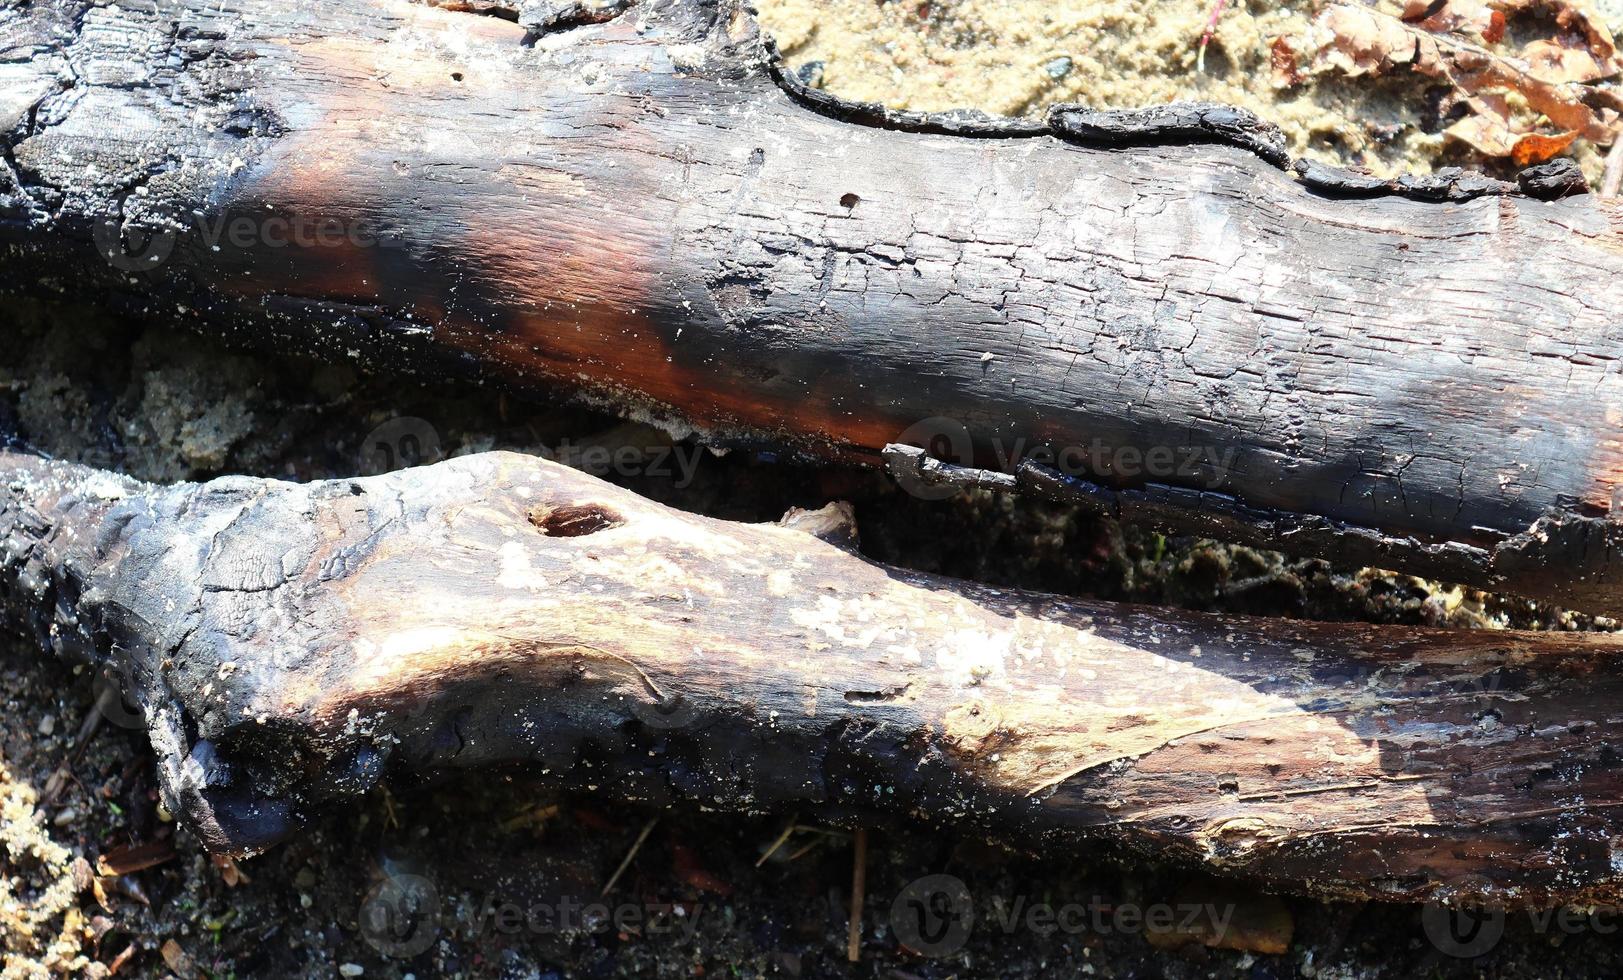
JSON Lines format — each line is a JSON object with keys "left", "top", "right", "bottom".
{"left": 3, "top": 447, "right": 1623, "bottom": 908}
{"left": 2, "top": 0, "right": 1622, "bottom": 614}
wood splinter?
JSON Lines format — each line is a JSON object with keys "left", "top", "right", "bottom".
{"left": 4, "top": 448, "right": 1623, "bottom": 909}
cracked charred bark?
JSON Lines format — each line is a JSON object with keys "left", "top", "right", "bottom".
{"left": 5, "top": 448, "right": 1623, "bottom": 908}
{"left": 3, "top": 0, "right": 1623, "bottom": 613}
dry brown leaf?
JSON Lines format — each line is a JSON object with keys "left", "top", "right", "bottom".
{"left": 1313, "top": 5, "right": 1434, "bottom": 77}
{"left": 1447, "top": 106, "right": 1577, "bottom": 162}
{"left": 1454, "top": 57, "right": 1616, "bottom": 139}
{"left": 1404, "top": 0, "right": 1506, "bottom": 44}
{"left": 1306, "top": 2, "right": 1619, "bottom": 157}
{"left": 1523, "top": 38, "right": 1612, "bottom": 83}
{"left": 210, "top": 853, "right": 249, "bottom": 887}
{"left": 1498, "top": 0, "right": 1620, "bottom": 70}
{"left": 95, "top": 840, "right": 176, "bottom": 877}
{"left": 160, "top": 939, "right": 195, "bottom": 980}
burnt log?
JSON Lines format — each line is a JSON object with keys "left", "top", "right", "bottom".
{"left": 5, "top": 447, "right": 1623, "bottom": 908}
{"left": 2, "top": 0, "right": 1622, "bottom": 614}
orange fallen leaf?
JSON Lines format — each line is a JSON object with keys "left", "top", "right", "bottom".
{"left": 1512, "top": 130, "right": 1579, "bottom": 164}
{"left": 96, "top": 840, "right": 176, "bottom": 877}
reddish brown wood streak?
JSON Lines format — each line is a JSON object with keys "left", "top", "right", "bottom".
{"left": 7, "top": 0, "right": 1623, "bottom": 611}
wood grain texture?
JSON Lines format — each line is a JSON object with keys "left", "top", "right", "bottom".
{"left": 2, "top": 0, "right": 1622, "bottom": 610}
{"left": 4, "top": 447, "right": 1623, "bottom": 907}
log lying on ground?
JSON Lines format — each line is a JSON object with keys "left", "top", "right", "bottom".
{"left": 5, "top": 447, "right": 1623, "bottom": 908}
{"left": 3, "top": 0, "right": 1623, "bottom": 614}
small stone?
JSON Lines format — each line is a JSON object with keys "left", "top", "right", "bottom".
{"left": 37, "top": 715, "right": 55, "bottom": 736}
{"left": 795, "top": 61, "right": 825, "bottom": 88}
{"left": 53, "top": 807, "right": 75, "bottom": 827}
{"left": 71, "top": 857, "right": 94, "bottom": 892}
{"left": 339, "top": 965, "right": 364, "bottom": 978}
{"left": 1044, "top": 56, "right": 1073, "bottom": 80}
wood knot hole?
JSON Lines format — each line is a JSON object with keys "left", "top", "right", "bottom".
{"left": 529, "top": 504, "right": 623, "bottom": 537}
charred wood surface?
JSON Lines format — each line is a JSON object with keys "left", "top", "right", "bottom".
{"left": 2, "top": 0, "right": 1623, "bottom": 613}
{"left": 4, "top": 448, "right": 1623, "bottom": 907}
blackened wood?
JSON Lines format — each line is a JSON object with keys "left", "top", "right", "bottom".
{"left": 4, "top": 448, "right": 1623, "bottom": 908}
{"left": 3, "top": 0, "right": 1623, "bottom": 613}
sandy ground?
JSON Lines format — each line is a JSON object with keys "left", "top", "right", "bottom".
{"left": 757, "top": 0, "right": 1619, "bottom": 183}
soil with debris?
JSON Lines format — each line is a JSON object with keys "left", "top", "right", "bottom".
{"left": 759, "top": 0, "right": 1623, "bottom": 186}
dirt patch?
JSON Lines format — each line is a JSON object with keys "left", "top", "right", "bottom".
{"left": 757, "top": 0, "right": 1622, "bottom": 185}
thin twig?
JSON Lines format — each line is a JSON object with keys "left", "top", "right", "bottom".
{"left": 786, "top": 838, "right": 823, "bottom": 862}
{"left": 847, "top": 827, "right": 868, "bottom": 963}
{"left": 602, "top": 814, "right": 659, "bottom": 896}
{"left": 71, "top": 685, "right": 113, "bottom": 761}
{"left": 755, "top": 817, "right": 798, "bottom": 868}
{"left": 1602, "top": 137, "right": 1623, "bottom": 200}
{"left": 1196, "top": 0, "right": 1229, "bottom": 73}
{"left": 789, "top": 825, "right": 851, "bottom": 839}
